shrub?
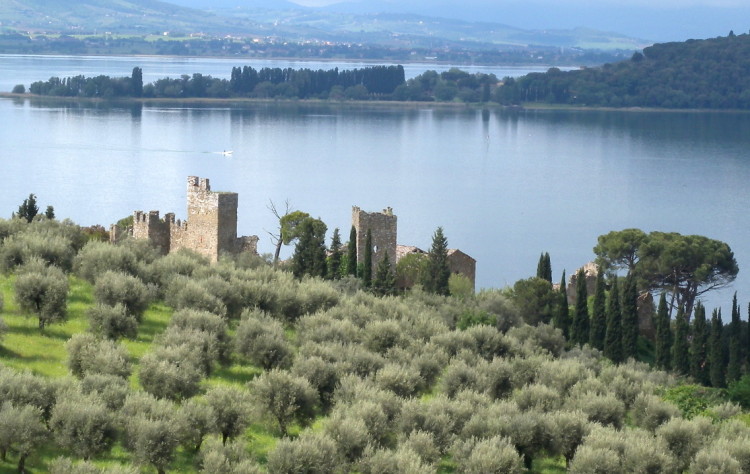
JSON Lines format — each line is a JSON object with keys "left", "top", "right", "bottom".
{"left": 364, "top": 319, "right": 405, "bottom": 354}
{"left": 324, "top": 409, "right": 372, "bottom": 463}
{"left": 66, "top": 333, "right": 131, "bottom": 379}
{"left": 536, "top": 358, "right": 592, "bottom": 395}
{"left": 357, "top": 446, "right": 433, "bottom": 474}
{"left": 0, "top": 402, "right": 48, "bottom": 473}
{"left": 708, "top": 436, "right": 750, "bottom": 473}
{"left": 93, "top": 271, "right": 153, "bottom": 320}
{"left": 631, "top": 393, "right": 681, "bottom": 431}
{"left": 476, "top": 289, "right": 522, "bottom": 332}
{"left": 479, "top": 358, "right": 515, "bottom": 400}
{"left": 165, "top": 277, "right": 227, "bottom": 317}
{"left": 440, "top": 359, "right": 482, "bottom": 398}
{"left": 128, "top": 417, "right": 182, "bottom": 474}
{"left": 50, "top": 393, "right": 117, "bottom": 460}
{"left": 513, "top": 383, "right": 561, "bottom": 412}
{"left": 249, "top": 369, "right": 318, "bottom": 436}
{"left": 235, "top": 309, "right": 292, "bottom": 370}
{"left": 689, "top": 446, "right": 742, "bottom": 473}
{"left": 656, "top": 417, "right": 714, "bottom": 472}
{"left": 0, "top": 367, "right": 56, "bottom": 419}
{"left": 199, "top": 437, "right": 262, "bottom": 474}
{"left": 0, "top": 232, "right": 74, "bottom": 272}
{"left": 375, "top": 363, "right": 424, "bottom": 398}
{"left": 507, "top": 323, "right": 565, "bottom": 357}
{"left": 291, "top": 356, "right": 339, "bottom": 412}
{"left": 15, "top": 261, "right": 69, "bottom": 329}
{"left": 87, "top": 303, "right": 138, "bottom": 340}
{"left": 464, "top": 324, "right": 510, "bottom": 360}
{"left": 139, "top": 345, "right": 203, "bottom": 400}
{"left": 568, "top": 445, "right": 621, "bottom": 474}
{"left": 169, "top": 309, "right": 231, "bottom": 364}
{"left": 549, "top": 410, "right": 591, "bottom": 466}
{"left": 400, "top": 430, "right": 441, "bottom": 466}
{"left": 567, "top": 391, "right": 625, "bottom": 429}
{"left": 662, "top": 384, "right": 725, "bottom": 419}
{"left": 727, "top": 375, "right": 750, "bottom": 409}
{"left": 204, "top": 385, "right": 252, "bottom": 445}
{"left": 266, "top": 432, "right": 342, "bottom": 474}
{"left": 179, "top": 398, "right": 216, "bottom": 452}
{"left": 452, "top": 435, "right": 523, "bottom": 474}
{"left": 74, "top": 241, "right": 139, "bottom": 282}
{"left": 80, "top": 374, "right": 129, "bottom": 411}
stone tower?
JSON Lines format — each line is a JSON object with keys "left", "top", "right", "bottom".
{"left": 352, "top": 206, "right": 397, "bottom": 275}
{"left": 132, "top": 210, "right": 171, "bottom": 254}
{"left": 171, "top": 176, "right": 239, "bottom": 262}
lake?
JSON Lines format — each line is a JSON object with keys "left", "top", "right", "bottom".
{"left": 1, "top": 55, "right": 749, "bottom": 314}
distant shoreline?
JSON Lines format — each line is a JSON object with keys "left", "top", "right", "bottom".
{"left": 3, "top": 92, "right": 750, "bottom": 114}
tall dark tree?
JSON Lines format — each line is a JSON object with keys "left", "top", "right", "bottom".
{"left": 589, "top": 269, "right": 607, "bottom": 350}
{"left": 422, "top": 226, "right": 450, "bottom": 296}
{"left": 291, "top": 218, "right": 327, "bottom": 279}
{"left": 654, "top": 293, "right": 672, "bottom": 370}
{"left": 16, "top": 193, "right": 38, "bottom": 222}
{"left": 604, "top": 275, "right": 623, "bottom": 363}
{"left": 362, "top": 229, "right": 373, "bottom": 288}
{"left": 727, "top": 293, "right": 742, "bottom": 383}
{"left": 131, "top": 67, "right": 143, "bottom": 97}
{"left": 554, "top": 270, "right": 569, "bottom": 339}
{"left": 690, "top": 302, "right": 709, "bottom": 385}
{"left": 672, "top": 308, "right": 690, "bottom": 376}
{"left": 536, "top": 252, "right": 552, "bottom": 283}
{"left": 44, "top": 205, "right": 55, "bottom": 220}
{"left": 346, "top": 226, "right": 357, "bottom": 276}
{"left": 328, "top": 228, "right": 342, "bottom": 280}
{"left": 372, "top": 251, "right": 396, "bottom": 296}
{"left": 709, "top": 309, "right": 725, "bottom": 388}
{"left": 621, "top": 272, "right": 639, "bottom": 361}
{"left": 572, "top": 268, "right": 589, "bottom": 346}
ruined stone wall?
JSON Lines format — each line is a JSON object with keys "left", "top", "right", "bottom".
{"left": 168, "top": 177, "right": 239, "bottom": 262}
{"left": 447, "top": 249, "right": 476, "bottom": 290}
{"left": 132, "top": 210, "right": 170, "bottom": 254}
{"left": 352, "top": 206, "right": 397, "bottom": 275}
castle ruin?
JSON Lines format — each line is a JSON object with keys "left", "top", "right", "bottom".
{"left": 114, "top": 176, "right": 258, "bottom": 262}
{"left": 353, "top": 206, "right": 476, "bottom": 289}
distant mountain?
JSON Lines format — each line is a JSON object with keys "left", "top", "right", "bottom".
{"left": 0, "top": 0, "right": 647, "bottom": 52}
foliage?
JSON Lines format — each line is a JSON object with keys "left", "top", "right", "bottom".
{"left": 536, "top": 251, "right": 552, "bottom": 283}
{"left": 594, "top": 229, "right": 738, "bottom": 318}
{"left": 14, "top": 261, "right": 69, "bottom": 329}
{"left": 235, "top": 309, "right": 292, "bottom": 370}
{"left": 572, "top": 268, "right": 589, "bottom": 346}
{"left": 50, "top": 392, "right": 117, "bottom": 460}
{"left": 250, "top": 369, "right": 319, "bottom": 436}
{"left": 422, "top": 227, "right": 450, "bottom": 296}
{"left": 93, "top": 270, "right": 153, "bottom": 320}
{"left": 291, "top": 217, "right": 328, "bottom": 279}
{"left": 16, "top": 193, "right": 39, "bottom": 223}
{"left": 499, "top": 33, "right": 750, "bottom": 110}
{"left": 448, "top": 273, "right": 473, "bottom": 300}
{"left": 511, "top": 277, "right": 557, "bottom": 325}
{"left": 727, "top": 375, "right": 750, "bottom": 409}
{"left": 372, "top": 251, "right": 396, "bottom": 296}
{"left": 66, "top": 333, "right": 131, "bottom": 379}
{"left": 87, "top": 303, "right": 138, "bottom": 340}
{"left": 204, "top": 385, "right": 253, "bottom": 445}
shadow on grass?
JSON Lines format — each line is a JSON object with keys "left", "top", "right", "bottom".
{"left": 210, "top": 363, "right": 262, "bottom": 386}
{"left": 11, "top": 323, "right": 71, "bottom": 341}
{"left": 0, "top": 345, "right": 21, "bottom": 358}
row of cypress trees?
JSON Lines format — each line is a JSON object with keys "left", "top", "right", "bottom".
{"left": 539, "top": 253, "right": 749, "bottom": 388}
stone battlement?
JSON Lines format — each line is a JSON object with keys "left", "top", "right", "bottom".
{"left": 114, "top": 176, "right": 258, "bottom": 262}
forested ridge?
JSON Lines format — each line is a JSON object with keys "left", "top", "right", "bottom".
{"left": 497, "top": 32, "right": 750, "bottom": 109}
{"left": 2, "top": 212, "right": 750, "bottom": 472}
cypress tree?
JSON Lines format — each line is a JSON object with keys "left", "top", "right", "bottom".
{"left": 328, "top": 228, "right": 342, "bottom": 280}
{"left": 372, "top": 251, "right": 396, "bottom": 296}
{"left": 690, "top": 302, "right": 709, "bottom": 385}
{"left": 291, "top": 218, "right": 327, "bottom": 279}
{"left": 422, "top": 227, "right": 450, "bottom": 296}
{"left": 589, "top": 269, "right": 606, "bottom": 350}
{"left": 536, "top": 252, "right": 552, "bottom": 283}
{"left": 655, "top": 293, "right": 672, "bottom": 370}
{"left": 604, "top": 275, "right": 623, "bottom": 363}
{"left": 572, "top": 268, "right": 589, "bottom": 346}
{"left": 346, "top": 226, "right": 357, "bottom": 276}
{"left": 363, "top": 229, "right": 373, "bottom": 288}
{"left": 727, "top": 293, "right": 742, "bottom": 383}
{"left": 672, "top": 308, "right": 690, "bottom": 376}
{"left": 709, "top": 309, "right": 725, "bottom": 388}
{"left": 554, "top": 270, "right": 569, "bottom": 339}
{"left": 621, "top": 272, "right": 639, "bottom": 361}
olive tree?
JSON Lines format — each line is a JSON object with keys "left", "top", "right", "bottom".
{"left": 0, "top": 402, "right": 48, "bottom": 471}
{"left": 235, "top": 309, "right": 292, "bottom": 369}
{"left": 249, "top": 369, "right": 318, "bottom": 436}
{"left": 66, "top": 333, "right": 131, "bottom": 379}
{"left": 87, "top": 303, "right": 138, "bottom": 340}
{"left": 93, "top": 270, "right": 153, "bottom": 320}
{"left": 50, "top": 393, "right": 117, "bottom": 460}
{"left": 14, "top": 261, "right": 69, "bottom": 329}
{"left": 204, "top": 385, "right": 253, "bottom": 445}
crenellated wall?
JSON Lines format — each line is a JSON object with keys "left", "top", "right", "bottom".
{"left": 352, "top": 206, "right": 397, "bottom": 276}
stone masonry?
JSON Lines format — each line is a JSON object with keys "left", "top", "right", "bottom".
{"left": 116, "top": 176, "right": 258, "bottom": 262}
{"left": 352, "top": 206, "right": 398, "bottom": 276}
{"left": 354, "top": 206, "right": 476, "bottom": 290}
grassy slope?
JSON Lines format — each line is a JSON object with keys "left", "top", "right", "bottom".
{"left": 0, "top": 275, "right": 281, "bottom": 473}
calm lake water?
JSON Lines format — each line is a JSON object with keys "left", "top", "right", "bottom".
{"left": 1, "top": 55, "right": 749, "bottom": 313}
